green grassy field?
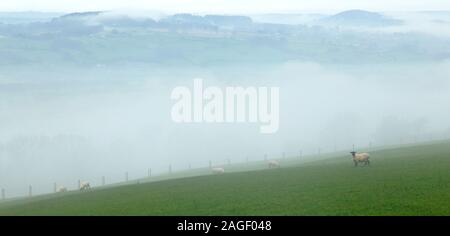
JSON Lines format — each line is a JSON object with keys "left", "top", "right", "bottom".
{"left": 0, "top": 141, "right": 450, "bottom": 216}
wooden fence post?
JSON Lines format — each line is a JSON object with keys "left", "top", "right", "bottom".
{"left": 54, "top": 182, "right": 57, "bottom": 193}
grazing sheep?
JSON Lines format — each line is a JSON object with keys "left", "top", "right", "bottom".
{"left": 79, "top": 181, "right": 91, "bottom": 191}
{"left": 211, "top": 167, "right": 225, "bottom": 175}
{"left": 268, "top": 160, "right": 280, "bottom": 168}
{"left": 56, "top": 186, "right": 67, "bottom": 193}
{"left": 350, "top": 152, "right": 370, "bottom": 167}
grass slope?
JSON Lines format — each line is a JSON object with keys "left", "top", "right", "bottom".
{"left": 0, "top": 142, "right": 450, "bottom": 216}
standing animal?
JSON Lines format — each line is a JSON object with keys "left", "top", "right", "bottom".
{"left": 56, "top": 186, "right": 67, "bottom": 193}
{"left": 268, "top": 160, "right": 280, "bottom": 168}
{"left": 79, "top": 181, "right": 91, "bottom": 191}
{"left": 211, "top": 167, "right": 225, "bottom": 175}
{"left": 350, "top": 152, "right": 370, "bottom": 166}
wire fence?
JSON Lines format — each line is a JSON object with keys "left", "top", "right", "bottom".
{"left": 1, "top": 136, "right": 449, "bottom": 202}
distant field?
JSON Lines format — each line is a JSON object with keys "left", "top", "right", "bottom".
{"left": 0, "top": 141, "right": 449, "bottom": 216}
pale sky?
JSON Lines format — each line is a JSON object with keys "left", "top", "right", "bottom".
{"left": 1, "top": 0, "right": 450, "bottom": 14}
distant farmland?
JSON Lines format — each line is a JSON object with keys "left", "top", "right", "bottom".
{"left": 0, "top": 141, "right": 449, "bottom": 216}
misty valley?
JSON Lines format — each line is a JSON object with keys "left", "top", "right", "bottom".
{"left": 0, "top": 9, "right": 449, "bottom": 215}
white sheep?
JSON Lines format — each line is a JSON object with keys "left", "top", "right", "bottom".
{"left": 211, "top": 167, "right": 225, "bottom": 175}
{"left": 350, "top": 152, "right": 370, "bottom": 166}
{"left": 56, "top": 186, "right": 67, "bottom": 193}
{"left": 79, "top": 181, "right": 91, "bottom": 191}
{"left": 268, "top": 160, "right": 280, "bottom": 168}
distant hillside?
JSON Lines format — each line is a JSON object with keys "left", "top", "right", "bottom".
{"left": 45, "top": 12, "right": 254, "bottom": 31}
{"left": 318, "top": 10, "right": 403, "bottom": 27}
{"left": 0, "top": 11, "right": 449, "bottom": 66}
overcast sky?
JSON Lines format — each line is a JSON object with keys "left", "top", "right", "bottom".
{"left": 1, "top": 0, "right": 450, "bottom": 14}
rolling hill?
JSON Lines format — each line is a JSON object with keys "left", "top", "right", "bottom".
{"left": 318, "top": 9, "right": 403, "bottom": 27}
{"left": 0, "top": 141, "right": 449, "bottom": 216}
